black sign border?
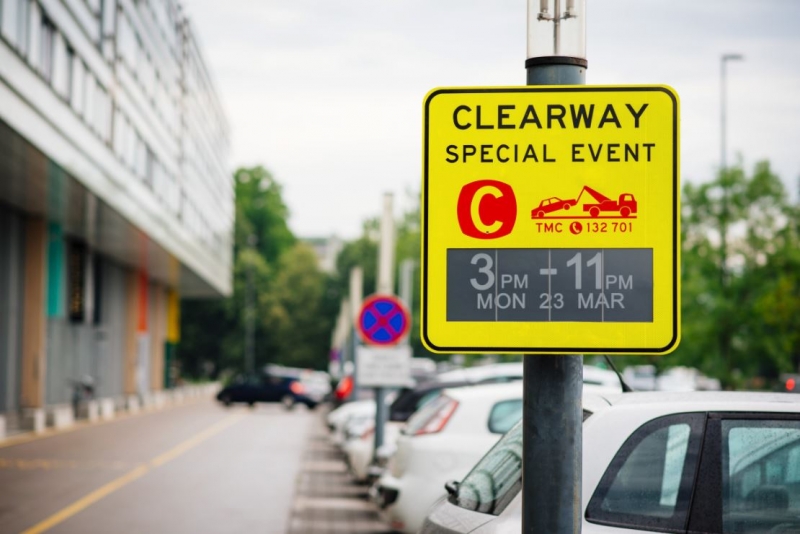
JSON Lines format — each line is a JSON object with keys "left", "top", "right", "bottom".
{"left": 421, "top": 86, "right": 679, "bottom": 354}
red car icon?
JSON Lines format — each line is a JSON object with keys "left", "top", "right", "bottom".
{"left": 531, "top": 197, "right": 577, "bottom": 218}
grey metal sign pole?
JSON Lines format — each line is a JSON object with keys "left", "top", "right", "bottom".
{"left": 373, "top": 193, "right": 395, "bottom": 460}
{"left": 350, "top": 268, "right": 363, "bottom": 401}
{"left": 523, "top": 2, "right": 585, "bottom": 533}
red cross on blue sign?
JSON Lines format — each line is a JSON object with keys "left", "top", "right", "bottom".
{"left": 357, "top": 294, "right": 410, "bottom": 346}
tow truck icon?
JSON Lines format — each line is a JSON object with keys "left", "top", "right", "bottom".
{"left": 531, "top": 186, "right": 637, "bottom": 219}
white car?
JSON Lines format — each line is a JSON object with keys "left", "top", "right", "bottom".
{"left": 327, "top": 399, "right": 375, "bottom": 447}
{"left": 374, "top": 382, "right": 525, "bottom": 534}
{"left": 437, "top": 362, "right": 621, "bottom": 394}
{"left": 344, "top": 422, "right": 403, "bottom": 482}
{"left": 375, "top": 381, "right": 618, "bottom": 534}
{"left": 421, "top": 391, "right": 800, "bottom": 534}
{"left": 435, "top": 363, "right": 523, "bottom": 383}
{"left": 582, "top": 365, "right": 624, "bottom": 394}
{"left": 345, "top": 368, "right": 620, "bottom": 485}
{"left": 328, "top": 391, "right": 402, "bottom": 448}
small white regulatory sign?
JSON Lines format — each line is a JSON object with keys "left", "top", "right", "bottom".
{"left": 356, "top": 345, "right": 413, "bottom": 388}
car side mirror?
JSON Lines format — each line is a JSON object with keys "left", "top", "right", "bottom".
{"left": 444, "top": 480, "right": 460, "bottom": 497}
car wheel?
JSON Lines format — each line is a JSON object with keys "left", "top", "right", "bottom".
{"left": 220, "top": 394, "right": 232, "bottom": 407}
{"left": 282, "top": 395, "right": 296, "bottom": 411}
{"left": 536, "top": 210, "right": 545, "bottom": 218}
{"left": 247, "top": 401, "right": 256, "bottom": 408}
{"left": 620, "top": 206, "right": 631, "bottom": 217}
{"left": 590, "top": 207, "right": 600, "bottom": 218}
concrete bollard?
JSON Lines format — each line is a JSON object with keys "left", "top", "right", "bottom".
{"left": 126, "top": 395, "right": 140, "bottom": 414}
{"left": 77, "top": 400, "right": 100, "bottom": 422}
{"left": 0, "top": 415, "right": 5, "bottom": 440}
{"left": 139, "top": 392, "right": 154, "bottom": 411}
{"left": 99, "top": 398, "right": 115, "bottom": 420}
{"left": 153, "top": 391, "right": 166, "bottom": 409}
{"left": 46, "top": 405, "right": 74, "bottom": 430}
{"left": 23, "top": 409, "right": 46, "bottom": 433}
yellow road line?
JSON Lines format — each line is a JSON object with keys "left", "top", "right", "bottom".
{"left": 18, "top": 414, "right": 244, "bottom": 534}
{"left": 0, "top": 457, "right": 132, "bottom": 471}
{"left": 0, "top": 397, "right": 209, "bottom": 450}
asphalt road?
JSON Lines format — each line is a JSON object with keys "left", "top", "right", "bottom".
{"left": 0, "top": 399, "right": 313, "bottom": 534}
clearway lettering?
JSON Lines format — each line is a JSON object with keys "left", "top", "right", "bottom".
{"left": 452, "top": 103, "right": 650, "bottom": 130}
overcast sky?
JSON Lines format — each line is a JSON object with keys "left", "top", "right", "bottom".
{"left": 182, "top": 0, "right": 800, "bottom": 239}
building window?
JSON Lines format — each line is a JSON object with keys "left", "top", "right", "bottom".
{"left": 83, "top": 70, "right": 95, "bottom": 128}
{"left": 51, "top": 33, "right": 72, "bottom": 99}
{"left": 70, "top": 58, "right": 85, "bottom": 115}
{"left": 65, "top": 46, "right": 74, "bottom": 101}
{"left": 39, "top": 15, "right": 54, "bottom": 82}
{"left": 144, "top": 147, "right": 154, "bottom": 188}
{"left": 0, "top": 0, "right": 29, "bottom": 54}
{"left": 85, "top": 0, "right": 101, "bottom": 15}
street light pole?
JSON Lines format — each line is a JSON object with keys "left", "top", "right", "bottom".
{"left": 524, "top": 2, "right": 586, "bottom": 533}
{"left": 720, "top": 54, "right": 743, "bottom": 174}
{"left": 373, "top": 193, "right": 395, "bottom": 459}
{"left": 719, "top": 53, "right": 743, "bottom": 365}
{"left": 244, "top": 234, "right": 257, "bottom": 376}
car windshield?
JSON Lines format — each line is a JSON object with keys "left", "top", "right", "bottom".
{"left": 454, "top": 410, "right": 593, "bottom": 516}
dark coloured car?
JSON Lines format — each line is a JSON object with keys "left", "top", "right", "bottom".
{"left": 216, "top": 372, "right": 319, "bottom": 410}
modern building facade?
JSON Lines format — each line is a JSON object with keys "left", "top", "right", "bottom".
{"left": 0, "top": 0, "right": 231, "bottom": 430}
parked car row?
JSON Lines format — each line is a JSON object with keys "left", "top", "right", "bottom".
{"left": 327, "top": 363, "right": 800, "bottom": 534}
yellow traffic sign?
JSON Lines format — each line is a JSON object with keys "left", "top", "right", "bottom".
{"left": 421, "top": 86, "right": 680, "bottom": 355}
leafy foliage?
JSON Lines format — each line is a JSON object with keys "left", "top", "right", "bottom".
{"left": 329, "top": 190, "right": 435, "bottom": 360}
{"left": 668, "top": 160, "right": 799, "bottom": 386}
{"left": 179, "top": 166, "right": 335, "bottom": 378}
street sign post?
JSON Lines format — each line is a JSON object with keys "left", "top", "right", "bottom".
{"left": 356, "top": 291, "right": 411, "bottom": 464}
{"left": 421, "top": 86, "right": 680, "bottom": 355}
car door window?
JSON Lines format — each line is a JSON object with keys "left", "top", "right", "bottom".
{"left": 586, "top": 413, "right": 705, "bottom": 532}
{"left": 454, "top": 421, "right": 523, "bottom": 516}
{"left": 454, "top": 410, "right": 595, "bottom": 517}
{"left": 487, "top": 400, "right": 523, "bottom": 434}
{"left": 722, "top": 419, "right": 800, "bottom": 534}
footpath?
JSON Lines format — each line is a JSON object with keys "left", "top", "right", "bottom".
{"left": 287, "top": 409, "right": 392, "bottom": 534}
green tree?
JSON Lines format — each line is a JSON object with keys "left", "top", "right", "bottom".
{"left": 234, "top": 167, "right": 295, "bottom": 263}
{"left": 671, "top": 160, "right": 795, "bottom": 385}
{"left": 179, "top": 166, "right": 336, "bottom": 377}
{"left": 267, "top": 243, "right": 335, "bottom": 369}
{"left": 330, "top": 191, "right": 441, "bottom": 360}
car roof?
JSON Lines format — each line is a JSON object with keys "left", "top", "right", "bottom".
{"left": 599, "top": 391, "right": 800, "bottom": 412}
{"left": 414, "top": 379, "right": 475, "bottom": 392}
{"left": 435, "top": 363, "right": 523, "bottom": 382}
{"left": 583, "top": 365, "right": 622, "bottom": 386}
{"left": 442, "top": 383, "right": 616, "bottom": 410}
{"left": 443, "top": 381, "right": 522, "bottom": 402}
